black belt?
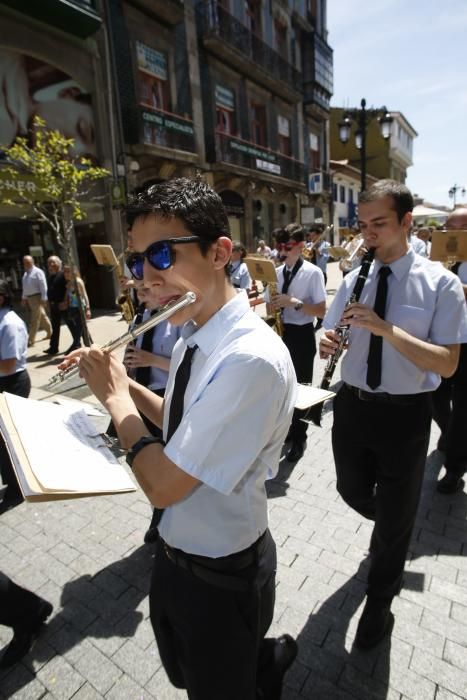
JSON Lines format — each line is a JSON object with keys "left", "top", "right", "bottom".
{"left": 161, "top": 530, "right": 267, "bottom": 592}
{"left": 26, "top": 293, "right": 41, "bottom": 297}
{"left": 343, "top": 383, "right": 423, "bottom": 405}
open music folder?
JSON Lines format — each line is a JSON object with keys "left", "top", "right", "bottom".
{"left": 0, "top": 393, "right": 136, "bottom": 502}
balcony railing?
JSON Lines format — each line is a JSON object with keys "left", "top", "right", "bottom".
{"left": 197, "top": 1, "right": 302, "bottom": 95}
{"left": 0, "top": 0, "right": 102, "bottom": 38}
{"left": 140, "top": 106, "right": 196, "bottom": 154}
{"left": 215, "top": 132, "right": 305, "bottom": 184}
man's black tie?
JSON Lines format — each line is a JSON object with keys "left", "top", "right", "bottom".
{"left": 134, "top": 310, "right": 158, "bottom": 387}
{"left": 366, "top": 266, "right": 392, "bottom": 390}
{"left": 166, "top": 344, "right": 197, "bottom": 442}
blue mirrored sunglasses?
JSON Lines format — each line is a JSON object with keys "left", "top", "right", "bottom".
{"left": 126, "top": 236, "right": 201, "bottom": 279}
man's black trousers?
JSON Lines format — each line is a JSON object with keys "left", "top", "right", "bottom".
{"left": 0, "top": 571, "right": 43, "bottom": 630}
{"left": 149, "top": 529, "right": 278, "bottom": 699}
{"left": 332, "top": 385, "right": 432, "bottom": 602}
{"left": 282, "top": 322, "right": 316, "bottom": 443}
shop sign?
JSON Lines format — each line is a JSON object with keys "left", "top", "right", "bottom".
{"left": 256, "top": 159, "right": 281, "bottom": 176}
{"left": 142, "top": 110, "right": 194, "bottom": 135}
{"left": 110, "top": 178, "right": 126, "bottom": 208}
{"left": 309, "top": 132, "right": 319, "bottom": 151}
{"left": 309, "top": 172, "right": 323, "bottom": 194}
{"left": 136, "top": 41, "right": 168, "bottom": 80}
{"left": 229, "top": 139, "right": 276, "bottom": 163}
{"left": 0, "top": 171, "right": 47, "bottom": 202}
{"left": 215, "top": 85, "right": 235, "bottom": 110}
{"left": 278, "top": 116, "right": 290, "bottom": 137}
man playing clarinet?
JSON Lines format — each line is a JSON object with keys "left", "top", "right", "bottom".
{"left": 320, "top": 180, "right": 467, "bottom": 650}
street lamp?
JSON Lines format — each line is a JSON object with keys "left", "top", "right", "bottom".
{"left": 338, "top": 98, "right": 393, "bottom": 192}
{"left": 449, "top": 184, "right": 466, "bottom": 208}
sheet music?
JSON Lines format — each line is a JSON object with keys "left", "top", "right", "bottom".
{"left": 295, "top": 384, "right": 335, "bottom": 410}
{"left": 2, "top": 393, "right": 134, "bottom": 493}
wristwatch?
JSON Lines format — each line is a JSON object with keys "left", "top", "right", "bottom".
{"left": 294, "top": 300, "right": 304, "bottom": 311}
{"left": 126, "top": 435, "right": 165, "bottom": 469}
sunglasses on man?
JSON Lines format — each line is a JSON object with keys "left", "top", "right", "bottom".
{"left": 276, "top": 241, "right": 297, "bottom": 252}
{"left": 126, "top": 236, "right": 201, "bottom": 279}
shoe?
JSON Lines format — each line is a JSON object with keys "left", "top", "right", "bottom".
{"left": 286, "top": 441, "right": 305, "bottom": 462}
{"left": 258, "top": 634, "right": 298, "bottom": 700}
{"left": 44, "top": 348, "right": 58, "bottom": 355}
{"left": 65, "top": 343, "right": 81, "bottom": 354}
{"left": 355, "top": 598, "right": 394, "bottom": 650}
{"left": 437, "top": 473, "right": 465, "bottom": 494}
{"left": 0, "top": 600, "right": 53, "bottom": 668}
{"left": 27, "top": 341, "right": 34, "bottom": 348}
{"left": 0, "top": 491, "right": 24, "bottom": 514}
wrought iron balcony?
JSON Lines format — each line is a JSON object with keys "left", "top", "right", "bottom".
{"left": 214, "top": 132, "right": 305, "bottom": 184}
{"left": 197, "top": 1, "right": 302, "bottom": 101}
{"left": 0, "top": 0, "right": 102, "bottom": 38}
{"left": 140, "top": 105, "right": 196, "bottom": 154}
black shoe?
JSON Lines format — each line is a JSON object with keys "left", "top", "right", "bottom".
{"left": 437, "top": 473, "right": 465, "bottom": 494}
{"left": 0, "top": 600, "right": 53, "bottom": 668}
{"left": 286, "top": 441, "right": 305, "bottom": 462}
{"left": 44, "top": 348, "right": 58, "bottom": 355}
{"left": 355, "top": 598, "right": 394, "bottom": 650}
{"left": 0, "top": 491, "right": 24, "bottom": 514}
{"left": 65, "top": 343, "right": 81, "bottom": 354}
{"left": 258, "top": 634, "right": 298, "bottom": 700}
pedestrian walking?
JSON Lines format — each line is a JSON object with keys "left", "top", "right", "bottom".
{"left": 21, "top": 256, "right": 52, "bottom": 346}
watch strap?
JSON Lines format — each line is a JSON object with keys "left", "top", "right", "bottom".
{"left": 126, "top": 435, "right": 165, "bottom": 469}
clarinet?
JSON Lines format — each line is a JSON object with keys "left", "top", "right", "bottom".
{"left": 303, "top": 248, "right": 375, "bottom": 426}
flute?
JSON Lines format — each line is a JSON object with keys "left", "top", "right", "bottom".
{"left": 47, "top": 292, "right": 197, "bottom": 387}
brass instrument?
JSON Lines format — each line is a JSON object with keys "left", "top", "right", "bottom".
{"left": 264, "top": 280, "right": 284, "bottom": 337}
{"left": 47, "top": 292, "right": 197, "bottom": 387}
{"left": 303, "top": 225, "right": 333, "bottom": 261}
{"left": 116, "top": 255, "right": 135, "bottom": 324}
{"left": 340, "top": 236, "right": 365, "bottom": 272}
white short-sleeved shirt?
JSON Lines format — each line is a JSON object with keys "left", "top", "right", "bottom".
{"left": 410, "top": 235, "right": 427, "bottom": 256}
{"left": 160, "top": 293, "right": 297, "bottom": 557}
{"left": 323, "top": 248, "right": 467, "bottom": 394}
{"left": 230, "top": 261, "right": 252, "bottom": 290}
{"left": 0, "top": 308, "right": 28, "bottom": 376}
{"left": 266, "top": 259, "right": 326, "bottom": 325}
{"left": 22, "top": 266, "right": 48, "bottom": 300}
{"left": 135, "top": 312, "right": 181, "bottom": 391}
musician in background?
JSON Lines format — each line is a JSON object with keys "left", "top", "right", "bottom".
{"left": 267, "top": 223, "right": 326, "bottom": 462}
{"left": 320, "top": 180, "right": 467, "bottom": 650}
{"left": 229, "top": 240, "right": 252, "bottom": 293}
{"left": 306, "top": 224, "right": 330, "bottom": 286}
{"left": 64, "top": 177, "right": 298, "bottom": 699}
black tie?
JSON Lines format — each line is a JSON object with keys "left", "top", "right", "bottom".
{"left": 166, "top": 344, "right": 197, "bottom": 442}
{"left": 366, "top": 266, "right": 392, "bottom": 390}
{"left": 134, "top": 310, "right": 157, "bottom": 386}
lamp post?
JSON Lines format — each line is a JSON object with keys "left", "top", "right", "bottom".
{"left": 338, "top": 98, "right": 393, "bottom": 192}
{"left": 449, "top": 184, "right": 466, "bottom": 209}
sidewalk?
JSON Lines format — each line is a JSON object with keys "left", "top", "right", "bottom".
{"left": 1, "top": 265, "right": 467, "bottom": 699}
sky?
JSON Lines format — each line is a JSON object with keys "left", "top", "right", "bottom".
{"left": 327, "top": 0, "right": 467, "bottom": 208}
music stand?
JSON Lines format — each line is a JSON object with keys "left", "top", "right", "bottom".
{"left": 244, "top": 255, "right": 278, "bottom": 283}
{"left": 90, "top": 244, "right": 120, "bottom": 268}
{"left": 430, "top": 230, "right": 467, "bottom": 263}
{"left": 328, "top": 246, "right": 349, "bottom": 260}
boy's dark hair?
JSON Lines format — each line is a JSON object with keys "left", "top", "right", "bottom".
{"left": 359, "top": 179, "right": 414, "bottom": 222}
{"left": 126, "top": 177, "right": 230, "bottom": 253}
{"left": 276, "top": 223, "right": 305, "bottom": 245}
{"left": 308, "top": 223, "right": 324, "bottom": 235}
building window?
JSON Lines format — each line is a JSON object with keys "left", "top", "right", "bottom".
{"left": 309, "top": 131, "right": 320, "bottom": 171}
{"left": 339, "top": 185, "right": 345, "bottom": 203}
{"left": 137, "top": 41, "right": 170, "bottom": 113}
{"left": 215, "top": 85, "right": 235, "bottom": 135}
{"left": 250, "top": 101, "right": 267, "bottom": 146}
{"left": 245, "top": 0, "right": 261, "bottom": 37}
{"left": 278, "top": 115, "right": 291, "bottom": 156}
{"left": 274, "top": 20, "right": 288, "bottom": 60}
{"left": 348, "top": 188, "right": 354, "bottom": 204}
{"left": 333, "top": 182, "right": 338, "bottom": 202}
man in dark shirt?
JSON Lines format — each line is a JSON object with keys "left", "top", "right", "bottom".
{"left": 44, "top": 256, "right": 67, "bottom": 355}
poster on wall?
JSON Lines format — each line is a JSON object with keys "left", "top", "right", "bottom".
{"left": 0, "top": 49, "right": 97, "bottom": 161}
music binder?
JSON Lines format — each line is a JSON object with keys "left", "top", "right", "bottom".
{"left": 295, "top": 384, "right": 335, "bottom": 410}
{"left": 0, "top": 393, "right": 136, "bottom": 502}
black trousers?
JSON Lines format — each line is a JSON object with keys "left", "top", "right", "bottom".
{"left": 282, "top": 322, "right": 316, "bottom": 443}
{"left": 48, "top": 302, "right": 62, "bottom": 352}
{"left": 332, "top": 385, "right": 432, "bottom": 602}
{"left": 0, "top": 571, "right": 43, "bottom": 630}
{"left": 149, "top": 530, "right": 277, "bottom": 700}
{"left": 432, "top": 345, "right": 467, "bottom": 477}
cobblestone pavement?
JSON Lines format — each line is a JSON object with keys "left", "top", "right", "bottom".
{"left": 1, "top": 263, "right": 466, "bottom": 699}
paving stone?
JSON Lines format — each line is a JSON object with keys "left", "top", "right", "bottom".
{"left": 443, "top": 639, "right": 467, "bottom": 673}
{"left": 106, "top": 673, "right": 155, "bottom": 699}
{"left": 72, "top": 645, "right": 122, "bottom": 694}
{"left": 70, "top": 683, "right": 104, "bottom": 699}
{"left": 339, "top": 663, "right": 402, "bottom": 700}
{"left": 36, "top": 655, "right": 85, "bottom": 699}
{"left": 450, "top": 601, "right": 467, "bottom": 625}
{"left": 0, "top": 664, "right": 47, "bottom": 700}
{"left": 430, "top": 576, "right": 467, "bottom": 607}
{"left": 112, "top": 639, "right": 158, "bottom": 686}
{"left": 435, "top": 687, "right": 465, "bottom": 700}
{"left": 410, "top": 647, "right": 467, "bottom": 698}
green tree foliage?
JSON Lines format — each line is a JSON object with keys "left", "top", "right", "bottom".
{"left": 0, "top": 116, "right": 110, "bottom": 345}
